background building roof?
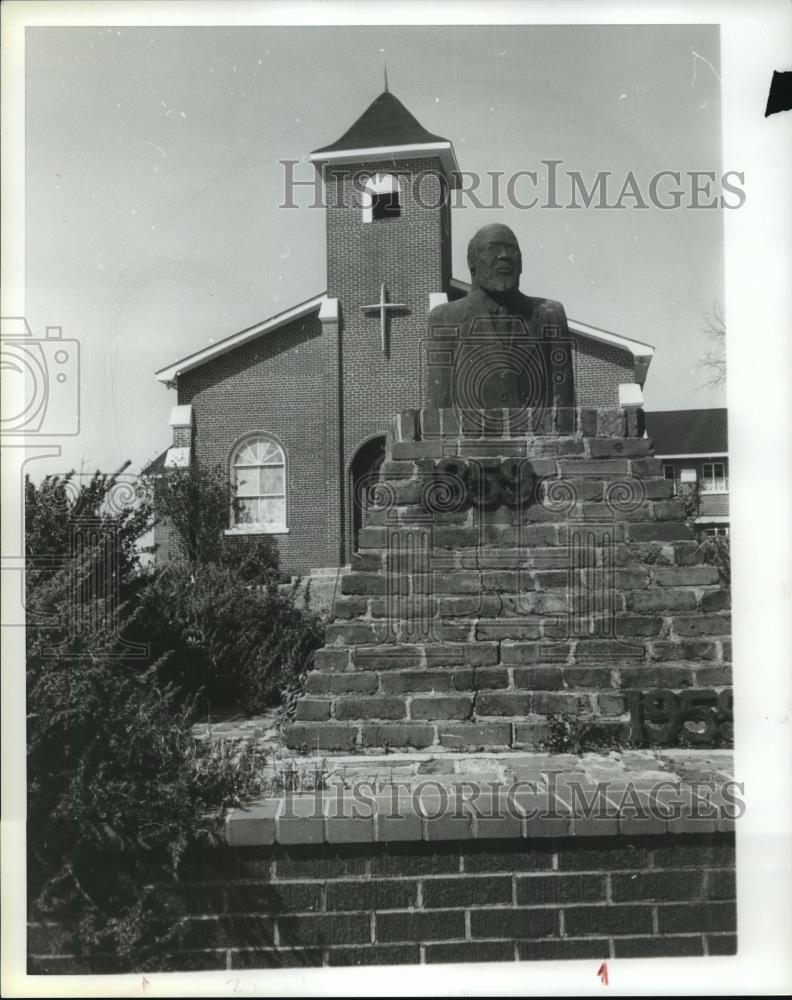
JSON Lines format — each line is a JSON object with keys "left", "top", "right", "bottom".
{"left": 645, "top": 408, "right": 728, "bottom": 455}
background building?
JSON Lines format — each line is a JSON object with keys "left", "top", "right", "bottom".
{"left": 645, "top": 407, "right": 729, "bottom": 536}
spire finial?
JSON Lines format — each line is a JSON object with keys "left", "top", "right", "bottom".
{"left": 384, "top": 64, "right": 389, "bottom": 93}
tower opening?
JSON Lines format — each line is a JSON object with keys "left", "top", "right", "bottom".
{"left": 372, "top": 189, "right": 401, "bottom": 220}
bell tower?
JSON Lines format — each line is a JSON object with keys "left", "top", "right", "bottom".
{"left": 310, "top": 88, "right": 459, "bottom": 328}
{"left": 310, "top": 88, "right": 460, "bottom": 560}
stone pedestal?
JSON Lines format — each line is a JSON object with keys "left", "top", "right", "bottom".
{"left": 285, "top": 406, "right": 732, "bottom": 753}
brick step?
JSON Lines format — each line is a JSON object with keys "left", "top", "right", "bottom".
{"left": 326, "top": 613, "right": 730, "bottom": 640}
{"left": 285, "top": 673, "right": 733, "bottom": 749}
{"left": 353, "top": 543, "right": 723, "bottom": 573}
{"left": 295, "top": 684, "right": 735, "bottom": 725}
{"left": 328, "top": 588, "right": 724, "bottom": 628}
{"left": 363, "top": 501, "right": 687, "bottom": 527}
{"left": 384, "top": 444, "right": 660, "bottom": 477}
{"left": 284, "top": 692, "right": 744, "bottom": 753}
{"left": 357, "top": 522, "right": 696, "bottom": 550}
{"left": 378, "top": 461, "right": 674, "bottom": 496}
{"left": 304, "top": 662, "right": 733, "bottom": 699}
{"left": 339, "top": 566, "right": 720, "bottom": 596}
{"left": 315, "top": 632, "right": 732, "bottom": 669}
{"left": 391, "top": 406, "right": 646, "bottom": 442}
{"left": 386, "top": 442, "right": 665, "bottom": 475}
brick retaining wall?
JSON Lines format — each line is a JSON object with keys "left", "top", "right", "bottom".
{"left": 28, "top": 834, "right": 736, "bottom": 973}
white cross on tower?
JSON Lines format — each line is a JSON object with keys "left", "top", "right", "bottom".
{"left": 360, "top": 283, "right": 408, "bottom": 355}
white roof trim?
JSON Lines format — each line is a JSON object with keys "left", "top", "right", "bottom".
{"left": 567, "top": 317, "right": 654, "bottom": 360}
{"left": 655, "top": 452, "right": 729, "bottom": 459}
{"left": 569, "top": 318, "right": 654, "bottom": 388}
{"left": 310, "top": 142, "right": 461, "bottom": 188}
{"left": 156, "top": 294, "right": 326, "bottom": 383}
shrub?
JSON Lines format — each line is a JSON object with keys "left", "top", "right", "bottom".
{"left": 543, "top": 712, "right": 626, "bottom": 754}
{"left": 134, "top": 559, "right": 324, "bottom": 712}
{"left": 697, "top": 531, "right": 731, "bottom": 588}
{"left": 149, "top": 461, "right": 236, "bottom": 566}
{"left": 26, "top": 554, "right": 267, "bottom": 969}
{"left": 139, "top": 459, "right": 323, "bottom": 710}
{"left": 678, "top": 481, "right": 731, "bottom": 588}
{"left": 25, "top": 465, "right": 152, "bottom": 597}
{"left": 24, "top": 464, "right": 276, "bottom": 968}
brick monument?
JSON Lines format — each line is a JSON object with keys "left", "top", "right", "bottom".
{"left": 285, "top": 226, "right": 732, "bottom": 753}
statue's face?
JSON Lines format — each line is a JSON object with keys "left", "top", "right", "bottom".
{"left": 469, "top": 227, "right": 522, "bottom": 294}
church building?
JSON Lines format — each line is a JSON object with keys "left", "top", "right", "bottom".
{"left": 150, "top": 88, "right": 655, "bottom": 576}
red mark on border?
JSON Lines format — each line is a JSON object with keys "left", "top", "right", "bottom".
{"left": 596, "top": 962, "right": 609, "bottom": 985}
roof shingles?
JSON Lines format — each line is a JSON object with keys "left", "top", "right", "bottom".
{"left": 311, "top": 90, "right": 449, "bottom": 154}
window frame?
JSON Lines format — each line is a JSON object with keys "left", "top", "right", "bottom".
{"left": 226, "top": 434, "right": 289, "bottom": 535}
{"left": 701, "top": 461, "right": 728, "bottom": 494}
{"left": 662, "top": 464, "right": 677, "bottom": 493}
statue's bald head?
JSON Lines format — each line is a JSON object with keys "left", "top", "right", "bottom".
{"left": 467, "top": 224, "right": 522, "bottom": 295}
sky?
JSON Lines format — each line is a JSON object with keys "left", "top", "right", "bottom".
{"left": 23, "top": 23, "right": 726, "bottom": 479}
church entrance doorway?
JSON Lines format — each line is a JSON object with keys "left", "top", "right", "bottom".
{"left": 349, "top": 435, "right": 387, "bottom": 558}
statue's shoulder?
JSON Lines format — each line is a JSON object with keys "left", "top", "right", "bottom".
{"left": 428, "top": 296, "right": 469, "bottom": 325}
{"left": 520, "top": 293, "right": 567, "bottom": 327}
{"left": 520, "top": 293, "right": 568, "bottom": 319}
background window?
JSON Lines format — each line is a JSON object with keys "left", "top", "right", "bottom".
{"left": 703, "top": 525, "right": 729, "bottom": 537}
{"left": 701, "top": 462, "right": 727, "bottom": 492}
{"left": 231, "top": 436, "right": 286, "bottom": 531}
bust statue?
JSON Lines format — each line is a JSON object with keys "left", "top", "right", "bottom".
{"left": 427, "top": 224, "right": 575, "bottom": 411}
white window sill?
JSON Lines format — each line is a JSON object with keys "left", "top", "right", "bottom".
{"left": 699, "top": 489, "right": 729, "bottom": 496}
{"left": 224, "top": 527, "right": 289, "bottom": 536}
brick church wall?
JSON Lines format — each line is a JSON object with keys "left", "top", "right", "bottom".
{"left": 178, "top": 313, "right": 335, "bottom": 572}
{"left": 570, "top": 335, "right": 635, "bottom": 408}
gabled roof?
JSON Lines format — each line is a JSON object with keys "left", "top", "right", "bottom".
{"left": 449, "top": 278, "right": 655, "bottom": 384}
{"left": 156, "top": 284, "right": 656, "bottom": 387}
{"left": 312, "top": 90, "right": 450, "bottom": 154}
{"left": 645, "top": 408, "right": 728, "bottom": 457}
{"left": 155, "top": 293, "right": 326, "bottom": 383}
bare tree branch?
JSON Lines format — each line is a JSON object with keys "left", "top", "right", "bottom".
{"left": 697, "top": 302, "right": 726, "bottom": 390}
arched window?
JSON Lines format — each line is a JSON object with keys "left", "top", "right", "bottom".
{"left": 230, "top": 436, "right": 287, "bottom": 532}
{"left": 360, "top": 173, "right": 402, "bottom": 223}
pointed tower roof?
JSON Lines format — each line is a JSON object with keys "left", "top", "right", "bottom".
{"left": 312, "top": 90, "right": 450, "bottom": 153}
{"left": 310, "top": 89, "right": 460, "bottom": 187}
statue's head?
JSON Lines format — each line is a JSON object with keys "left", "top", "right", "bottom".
{"left": 467, "top": 223, "right": 522, "bottom": 294}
